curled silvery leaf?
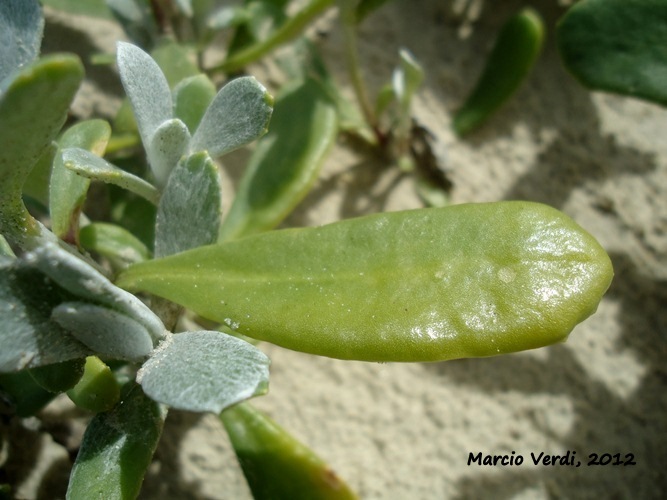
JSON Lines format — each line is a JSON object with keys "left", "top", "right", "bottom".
{"left": 0, "top": 0, "right": 44, "bottom": 89}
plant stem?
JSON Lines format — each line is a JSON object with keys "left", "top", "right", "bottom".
{"left": 210, "top": 0, "right": 335, "bottom": 74}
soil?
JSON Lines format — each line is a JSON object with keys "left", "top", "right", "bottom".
{"left": 5, "top": 1, "right": 667, "bottom": 498}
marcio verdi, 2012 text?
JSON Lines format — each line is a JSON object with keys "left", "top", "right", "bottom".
{"left": 468, "top": 451, "right": 636, "bottom": 467}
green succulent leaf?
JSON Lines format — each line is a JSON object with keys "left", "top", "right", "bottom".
{"left": 22, "top": 141, "right": 57, "bottom": 208}
{"left": 28, "top": 358, "right": 86, "bottom": 393}
{"left": 0, "top": 371, "right": 56, "bottom": 417}
{"left": 67, "top": 382, "right": 166, "bottom": 500}
{"left": 221, "top": 402, "right": 358, "bottom": 500}
{"left": 137, "top": 330, "right": 270, "bottom": 413}
{"left": 119, "top": 201, "right": 613, "bottom": 362}
{"left": 147, "top": 118, "right": 191, "bottom": 187}
{"left": 116, "top": 41, "right": 172, "bottom": 151}
{"left": 0, "top": 256, "right": 91, "bottom": 372}
{"left": 52, "top": 302, "right": 155, "bottom": 362}
{"left": 190, "top": 76, "right": 274, "bottom": 158}
{"left": 26, "top": 242, "right": 165, "bottom": 344}
{"left": 0, "top": 236, "right": 14, "bottom": 258}
{"left": 67, "top": 356, "right": 121, "bottom": 413}
{"left": 454, "top": 7, "right": 544, "bottom": 135}
{"left": 154, "top": 152, "right": 222, "bottom": 258}
{"left": 50, "top": 120, "right": 111, "bottom": 240}
{"left": 151, "top": 39, "right": 200, "bottom": 87}
{"left": 79, "top": 222, "right": 150, "bottom": 269}
{"left": 173, "top": 74, "right": 217, "bottom": 134}
{"left": 557, "top": 0, "right": 667, "bottom": 106}
{"left": 62, "top": 147, "right": 160, "bottom": 205}
{"left": 218, "top": 78, "right": 337, "bottom": 241}
{"left": 0, "top": 0, "right": 43, "bottom": 85}
{"left": 0, "top": 55, "right": 83, "bottom": 249}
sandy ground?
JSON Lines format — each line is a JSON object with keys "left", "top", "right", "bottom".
{"left": 6, "top": 1, "right": 667, "bottom": 498}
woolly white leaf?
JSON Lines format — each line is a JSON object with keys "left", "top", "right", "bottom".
{"left": 190, "top": 76, "right": 273, "bottom": 158}
{"left": 138, "top": 330, "right": 270, "bottom": 413}
{"left": 147, "top": 118, "right": 190, "bottom": 187}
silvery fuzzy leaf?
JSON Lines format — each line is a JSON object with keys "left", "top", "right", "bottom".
{"left": 52, "top": 302, "right": 154, "bottom": 362}
{"left": 116, "top": 41, "right": 172, "bottom": 150}
{"left": 154, "top": 152, "right": 221, "bottom": 258}
{"left": 62, "top": 147, "right": 159, "bottom": 205}
{"left": 190, "top": 76, "right": 273, "bottom": 158}
{"left": 137, "top": 330, "right": 270, "bottom": 413}
{"left": 0, "top": 0, "right": 43, "bottom": 86}
{"left": 147, "top": 118, "right": 190, "bottom": 188}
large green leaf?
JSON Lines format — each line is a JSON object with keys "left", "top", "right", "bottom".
{"left": 218, "top": 78, "right": 337, "bottom": 241}
{"left": 557, "top": 0, "right": 667, "bottom": 106}
{"left": 118, "top": 202, "right": 613, "bottom": 362}
{"left": 0, "top": 0, "right": 43, "bottom": 84}
{"left": 50, "top": 120, "right": 111, "bottom": 240}
{"left": 67, "top": 383, "right": 166, "bottom": 499}
{"left": 221, "top": 403, "right": 358, "bottom": 500}
{"left": 0, "top": 55, "right": 84, "bottom": 248}
{"left": 137, "top": 331, "right": 270, "bottom": 412}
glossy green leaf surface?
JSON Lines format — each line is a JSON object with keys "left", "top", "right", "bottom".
{"left": 137, "top": 330, "right": 270, "bottom": 413}
{"left": 119, "top": 201, "right": 613, "bottom": 362}
{"left": 189, "top": 76, "right": 274, "bottom": 158}
{"left": 62, "top": 147, "right": 160, "bottom": 205}
{"left": 0, "top": 256, "right": 91, "bottom": 372}
{"left": 79, "top": 222, "right": 150, "bottom": 269}
{"left": 0, "top": 0, "right": 43, "bottom": 84}
{"left": 0, "top": 55, "right": 83, "bottom": 248}
{"left": 218, "top": 78, "right": 337, "bottom": 241}
{"left": 50, "top": 120, "right": 111, "bottom": 240}
{"left": 557, "top": 0, "right": 667, "bottom": 106}
{"left": 454, "top": 8, "right": 544, "bottom": 135}
{"left": 22, "top": 142, "right": 56, "bottom": 207}
{"left": 67, "top": 383, "right": 166, "bottom": 500}
{"left": 221, "top": 403, "right": 358, "bottom": 500}
{"left": 173, "top": 74, "right": 217, "bottom": 134}
{"left": 67, "top": 356, "right": 120, "bottom": 413}
{"left": 154, "top": 152, "right": 222, "bottom": 258}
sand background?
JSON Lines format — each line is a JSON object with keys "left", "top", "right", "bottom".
{"left": 6, "top": 1, "right": 667, "bottom": 498}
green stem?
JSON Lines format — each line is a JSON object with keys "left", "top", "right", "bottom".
{"left": 211, "top": 0, "right": 335, "bottom": 74}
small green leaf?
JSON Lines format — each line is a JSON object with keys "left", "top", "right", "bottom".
{"left": 79, "top": 222, "right": 150, "bottom": 268}
{"left": 0, "top": 236, "right": 14, "bottom": 258}
{"left": 218, "top": 78, "right": 337, "bottom": 241}
{"left": 67, "top": 382, "right": 166, "bottom": 500}
{"left": 558, "top": 0, "right": 667, "bottom": 106}
{"left": 28, "top": 358, "right": 86, "bottom": 393}
{"left": 150, "top": 39, "right": 199, "bottom": 87}
{"left": 119, "top": 202, "right": 613, "bottom": 362}
{"left": 116, "top": 41, "right": 172, "bottom": 151}
{"left": 173, "top": 74, "right": 217, "bottom": 134}
{"left": 137, "top": 331, "right": 270, "bottom": 413}
{"left": 190, "top": 76, "right": 274, "bottom": 158}
{"left": 62, "top": 147, "right": 160, "bottom": 205}
{"left": 221, "top": 403, "right": 358, "bottom": 500}
{"left": 392, "top": 49, "right": 424, "bottom": 141}
{"left": 454, "top": 8, "right": 544, "bottom": 135}
{"left": 50, "top": 120, "right": 111, "bottom": 240}
{"left": 0, "top": 256, "right": 91, "bottom": 372}
{"left": 67, "top": 356, "right": 121, "bottom": 413}
{"left": 52, "top": 302, "right": 155, "bottom": 362}
{"left": 0, "top": 371, "right": 55, "bottom": 417}
{"left": 22, "top": 142, "right": 57, "bottom": 207}
{"left": 0, "top": 55, "right": 84, "bottom": 248}
{"left": 26, "top": 242, "right": 165, "bottom": 345}
{"left": 154, "top": 152, "right": 222, "bottom": 258}
{"left": 147, "top": 118, "right": 191, "bottom": 187}
{"left": 0, "top": 0, "right": 43, "bottom": 84}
